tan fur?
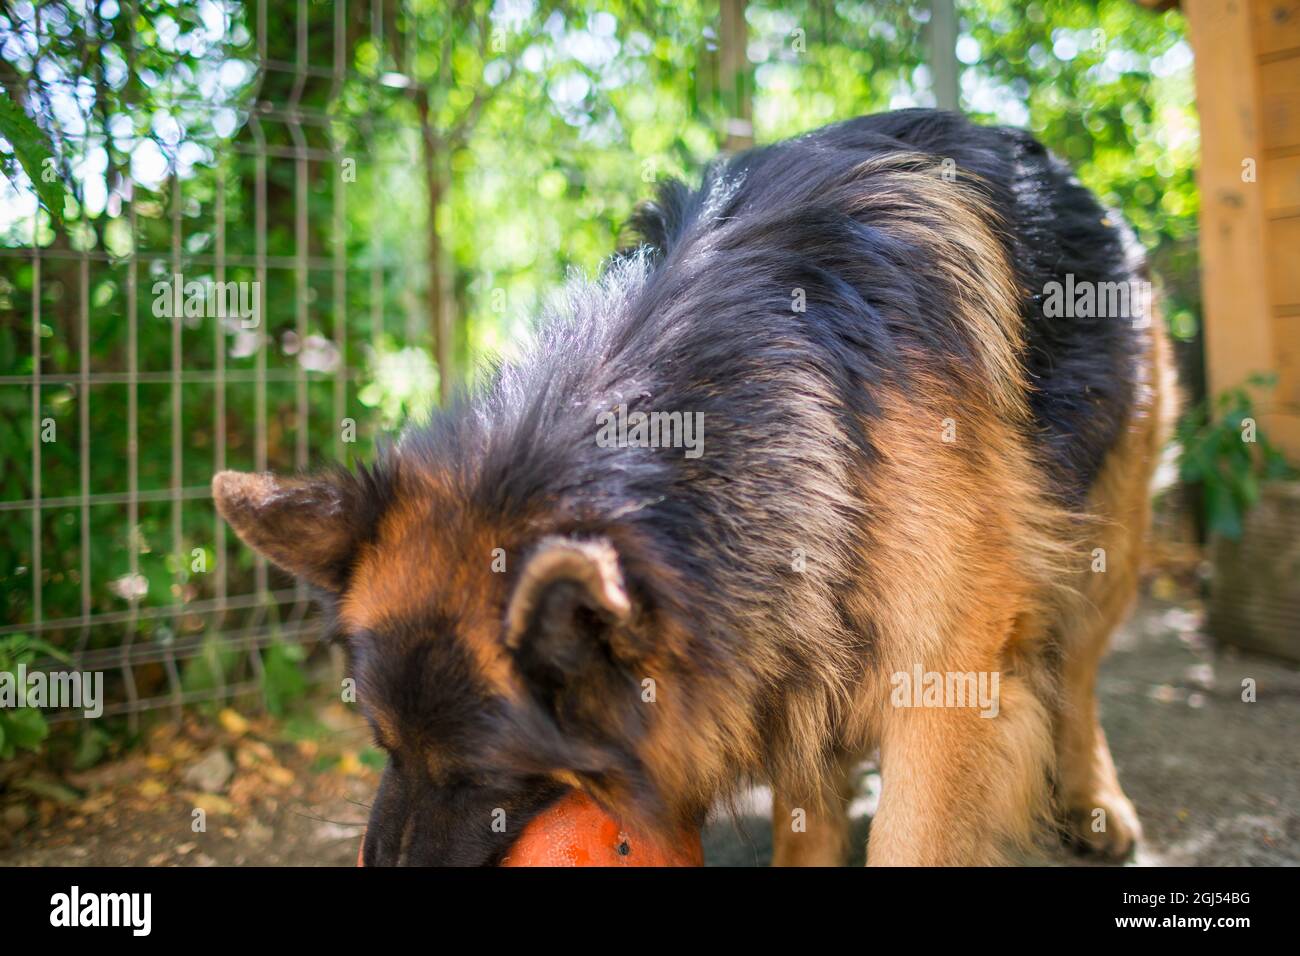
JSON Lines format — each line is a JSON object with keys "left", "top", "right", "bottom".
{"left": 771, "top": 332, "right": 1172, "bottom": 866}
{"left": 340, "top": 471, "right": 522, "bottom": 700}
{"left": 781, "top": 370, "right": 1071, "bottom": 866}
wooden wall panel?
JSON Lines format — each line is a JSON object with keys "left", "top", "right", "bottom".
{"left": 1262, "top": 153, "right": 1300, "bottom": 213}
{"left": 1273, "top": 313, "right": 1300, "bottom": 420}
{"left": 1265, "top": 217, "right": 1300, "bottom": 306}
{"left": 1254, "top": 0, "right": 1300, "bottom": 57}
{"left": 1260, "top": 57, "right": 1300, "bottom": 150}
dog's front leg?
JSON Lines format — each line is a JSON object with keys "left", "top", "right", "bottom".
{"left": 771, "top": 752, "right": 859, "bottom": 867}
{"left": 866, "top": 671, "right": 1053, "bottom": 866}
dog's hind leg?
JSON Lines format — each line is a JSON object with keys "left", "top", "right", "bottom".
{"left": 1054, "top": 324, "right": 1171, "bottom": 861}
{"left": 1055, "top": 618, "right": 1142, "bottom": 860}
{"left": 1054, "top": 515, "right": 1144, "bottom": 860}
{"left": 1053, "top": 438, "right": 1155, "bottom": 859}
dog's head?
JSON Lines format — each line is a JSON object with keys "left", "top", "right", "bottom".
{"left": 212, "top": 463, "right": 674, "bottom": 865}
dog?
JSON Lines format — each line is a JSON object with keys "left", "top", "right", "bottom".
{"left": 214, "top": 109, "right": 1174, "bottom": 866}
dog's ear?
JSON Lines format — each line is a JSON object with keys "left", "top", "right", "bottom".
{"left": 212, "top": 470, "right": 368, "bottom": 592}
{"left": 504, "top": 537, "right": 663, "bottom": 824}
{"left": 505, "top": 537, "right": 634, "bottom": 693}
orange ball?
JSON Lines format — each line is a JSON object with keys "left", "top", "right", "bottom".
{"left": 500, "top": 790, "right": 703, "bottom": 867}
{"left": 354, "top": 791, "right": 703, "bottom": 867}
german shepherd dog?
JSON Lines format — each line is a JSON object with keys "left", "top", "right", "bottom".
{"left": 214, "top": 109, "right": 1173, "bottom": 866}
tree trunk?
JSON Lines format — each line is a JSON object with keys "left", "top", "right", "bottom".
{"left": 720, "top": 0, "right": 753, "bottom": 151}
{"left": 928, "top": 0, "right": 960, "bottom": 111}
{"left": 417, "top": 95, "right": 452, "bottom": 405}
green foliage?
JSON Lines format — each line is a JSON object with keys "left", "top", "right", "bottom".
{"left": 358, "top": 341, "right": 439, "bottom": 430}
{"left": 0, "top": 87, "right": 64, "bottom": 223}
{"left": 261, "top": 640, "right": 307, "bottom": 717}
{"left": 0, "top": 634, "right": 68, "bottom": 759}
{"left": 1178, "top": 374, "right": 1298, "bottom": 540}
{"left": 0, "top": 0, "right": 1207, "bottom": 746}
{"left": 179, "top": 636, "right": 241, "bottom": 700}
{"left": 71, "top": 723, "right": 112, "bottom": 771}
{"left": 358, "top": 746, "right": 387, "bottom": 772}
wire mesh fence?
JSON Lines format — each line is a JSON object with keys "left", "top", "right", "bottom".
{"left": 0, "top": 0, "right": 431, "bottom": 726}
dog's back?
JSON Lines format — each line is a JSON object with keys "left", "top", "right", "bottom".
{"left": 627, "top": 109, "right": 1146, "bottom": 505}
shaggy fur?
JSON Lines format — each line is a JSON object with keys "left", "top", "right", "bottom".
{"left": 214, "top": 109, "right": 1173, "bottom": 866}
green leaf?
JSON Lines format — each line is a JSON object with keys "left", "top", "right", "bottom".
{"left": 1238, "top": 469, "right": 1260, "bottom": 509}
{"left": 1205, "top": 482, "right": 1243, "bottom": 540}
{"left": 262, "top": 641, "right": 308, "bottom": 717}
{"left": 0, "top": 705, "right": 50, "bottom": 754}
{"left": 73, "top": 724, "right": 111, "bottom": 771}
{"left": 21, "top": 635, "right": 71, "bottom": 664}
{"left": 0, "top": 87, "right": 64, "bottom": 224}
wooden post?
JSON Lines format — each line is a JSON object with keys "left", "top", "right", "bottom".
{"left": 1185, "top": 0, "right": 1300, "bottom": 454}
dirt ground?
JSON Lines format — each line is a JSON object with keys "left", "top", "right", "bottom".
{"left": 2, "top": 594, "right": 1297, "bottom": 867}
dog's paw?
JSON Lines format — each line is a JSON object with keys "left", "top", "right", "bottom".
{"left": 1061, "top": 791, "right": 1142, "bottom": 861}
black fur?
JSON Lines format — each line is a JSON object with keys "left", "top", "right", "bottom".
{"left": 622, "top": 109, "right": 1141, "bottom": 504}
{"left": 353, "top": 618, "right": 563, "bottom": 865}
{"left": 354, "top": 613, "right": 652, "bottom": 865}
